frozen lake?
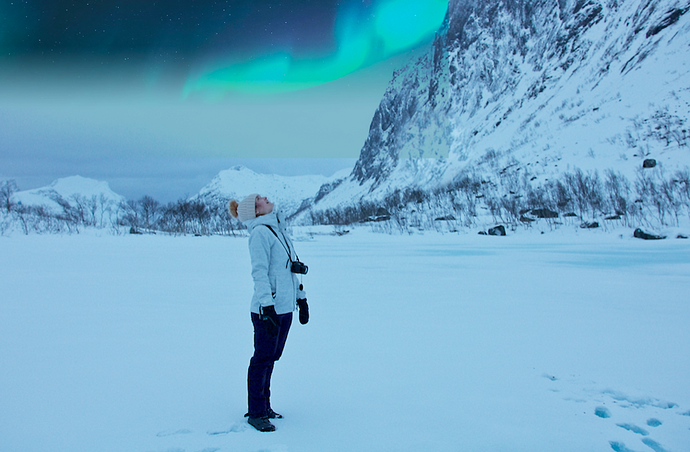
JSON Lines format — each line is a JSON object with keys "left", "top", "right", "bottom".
{"left": 1, "top": 229, "right": 689, "bottom": 452}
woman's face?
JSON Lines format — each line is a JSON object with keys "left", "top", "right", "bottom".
{"left": 255, "top": 195, "right": 274, "bottom": 216}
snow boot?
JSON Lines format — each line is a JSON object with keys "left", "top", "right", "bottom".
{"left": 267, "top": 408, "right": 283, "bottom": 419}
{"left": 247, "top": 416, "right": 275, "bottom": 432}
{"left": 244, "top": 409, "right": 282, "bottom": 419}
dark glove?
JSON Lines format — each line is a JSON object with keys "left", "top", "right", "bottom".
{"left": 296, "top": 284, "right": 309, "bottom": 325}
{"left": 261, "top": 305, "right": 279, "bottom": 337}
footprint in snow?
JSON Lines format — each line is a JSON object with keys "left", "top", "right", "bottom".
{"left": 254, "top": 446, "right": 288, "bottom": 452}
{"left": 596, "top": 402, "right": 677, "bottom": 452}
{"left": 647, "top": 418, "right": 662, "bottom": 427}
{"left": 641, "top": 438, "right": 670, "bottom": 452}
{"left": 602, "top": 390, "right": 678, "bottom": 410}
{"left": 543, "top": 375, "right": 685, "bottom": 452}
{"left": 156, "top": 428, "right": 192, "bottom": 437}
{"left": 609, "top": 438, "right": 671, "bottom": 452}
{"left": 617, "top": 423, "right": 649, "bottom": 436}
{"left": 206, "top": 423, "right": 249, "bottom": 435}
{"left": 595, "top": 406, "right": 611, "bottom": 418}
{"left": 610, "top": 442, "right": 641, "bottom": 452}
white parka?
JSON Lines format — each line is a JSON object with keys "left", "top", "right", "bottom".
{"left": 245, "top": 211, "right": 300, "bottom": 315}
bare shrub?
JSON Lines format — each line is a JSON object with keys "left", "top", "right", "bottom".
{"left": 635, "top": 168, "right": 666, "bottom": 226}
{"left": 675, "top": 169, "right": 690, "bottom": 222}
{"left": 604, "top": 170, "right": 631, "bottom": 225}
{"left": 1, "top": 180, "right": 19, "bottom": 212}
{"left": 564, "top": 169, "right": 603, "bottom": 219}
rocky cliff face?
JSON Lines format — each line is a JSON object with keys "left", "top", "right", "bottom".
{"left": 311, "top": 0, "right": 690, "bottom": 213}
{"left": 351, "top": 11, "right": 451, "bottom": 189}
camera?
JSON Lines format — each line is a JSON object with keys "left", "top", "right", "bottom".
{"left": 291, "top": 260, "right": 308, "bottom": 275}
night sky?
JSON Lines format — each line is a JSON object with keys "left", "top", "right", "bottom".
{"left": 1, "top": 0, "right": 448, "bottom": 201}
{"left": 2, "top": 1, "right": 341, "bottom": 87}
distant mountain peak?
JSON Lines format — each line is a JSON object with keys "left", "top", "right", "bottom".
{"left": 47, "top": 175, "right": 115, "bottom": 196}
{"left": 195, "top": 166, "right": 350, "bottom": 217}
{"left": 227, "top": 165, "right": 251, "bottom": 172}
{"left": 12, "top": 175, "right": 127, "bottom": 218}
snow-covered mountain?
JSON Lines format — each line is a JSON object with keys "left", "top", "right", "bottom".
{"left": 8, "top": 167, "right": 351, "bottom": 224}
{"left": 194, "top": 165, "right": 350, "bottom": 216}
{"left": 308, "top": 0, "right": 690, "bottom": 214}
{"left": 13, "top": 175, "right": 127, "bottom": 217}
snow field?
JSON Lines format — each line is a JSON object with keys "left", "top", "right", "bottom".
{"left": 1, "top": 229, "right": 690, "bottom": 452}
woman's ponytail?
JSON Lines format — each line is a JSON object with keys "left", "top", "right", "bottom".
{"left": 229, "top": 199, "right": 239, "bottom": 218}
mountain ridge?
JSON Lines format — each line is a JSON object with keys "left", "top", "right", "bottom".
{"left": 194, "top": 165, "right": 349, "bottom": 215}
{"left": 10, "top": 167, "right": 351, "bottom": 220}
{"left": 305, "top": 0, "right": 690, "bottom": 219}
{"left": 13, "top": 175, "right": 126, "bottom": 212}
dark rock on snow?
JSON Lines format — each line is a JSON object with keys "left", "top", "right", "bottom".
{"left": 580, "top": 221, "right": 599, "bottom": 229}
{"left": 488, "top": 225, "right": 507, "bottom": 236}
{"left": 634, "top": 228, "right": 666, "bottom": 240}
{"left": 531, "top": 208, "right": 559, "bottom": 219}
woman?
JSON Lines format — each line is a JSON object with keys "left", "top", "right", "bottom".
{"left": 229, "top": 194, "right": 308, "bottom": 432}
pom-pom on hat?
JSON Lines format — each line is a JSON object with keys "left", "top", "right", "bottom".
{"left": 228, "top": 194, "right": 258, "bottom": 222}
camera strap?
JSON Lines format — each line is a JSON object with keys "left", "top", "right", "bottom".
{"left": 264, "top": 225, "right": 300, "bottom": 266}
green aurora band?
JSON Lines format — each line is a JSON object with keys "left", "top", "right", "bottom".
{"left": 182, "top": 0, "right": 448, "bottom": 99}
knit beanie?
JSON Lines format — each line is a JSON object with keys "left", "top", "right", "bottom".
{"left": 230, "top": 193, "right": 258, "bottom": 223}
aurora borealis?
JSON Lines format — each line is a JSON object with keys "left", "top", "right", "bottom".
{"left": 183, "top": 0, "right": 448, "bottom": 97}
{"left": 2, "top": 0, "right": 446, "bottom": 97}
{"left": 1, "top": 0, "right": 448, "bottom": 200}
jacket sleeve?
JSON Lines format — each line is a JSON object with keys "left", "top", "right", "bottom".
{"left": 248, "top": 228, "right": 274, "bottom": 308}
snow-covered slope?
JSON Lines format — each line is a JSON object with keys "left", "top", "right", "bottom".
{"left": 13, "top": 175, "right": 127, "bottom": 215}
{"left": 194, "top": 166, "right": 350, "bottom": 216}
{"left": 310, "top": 0, "right": 690, "bottom": 213}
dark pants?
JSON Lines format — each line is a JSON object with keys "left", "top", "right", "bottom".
{"left": 247, "top": 311, "right": 292, "bottom": 418}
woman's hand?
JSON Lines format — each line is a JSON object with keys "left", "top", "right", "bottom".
{"left": 260, "top": 305, "right": 279, "bottom": 337}
{"left": 297, "top": 284, "right": 309, "bottom": 325}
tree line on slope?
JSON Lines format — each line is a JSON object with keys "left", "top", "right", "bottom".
{"left": 2, "top": 165, "right": 689, "bottom": 235}
{"left": 0, "top": 183, "right": 242, "bottom": 236}
{"left": 309, "top": 166, "right": 690, "bottom": 234}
